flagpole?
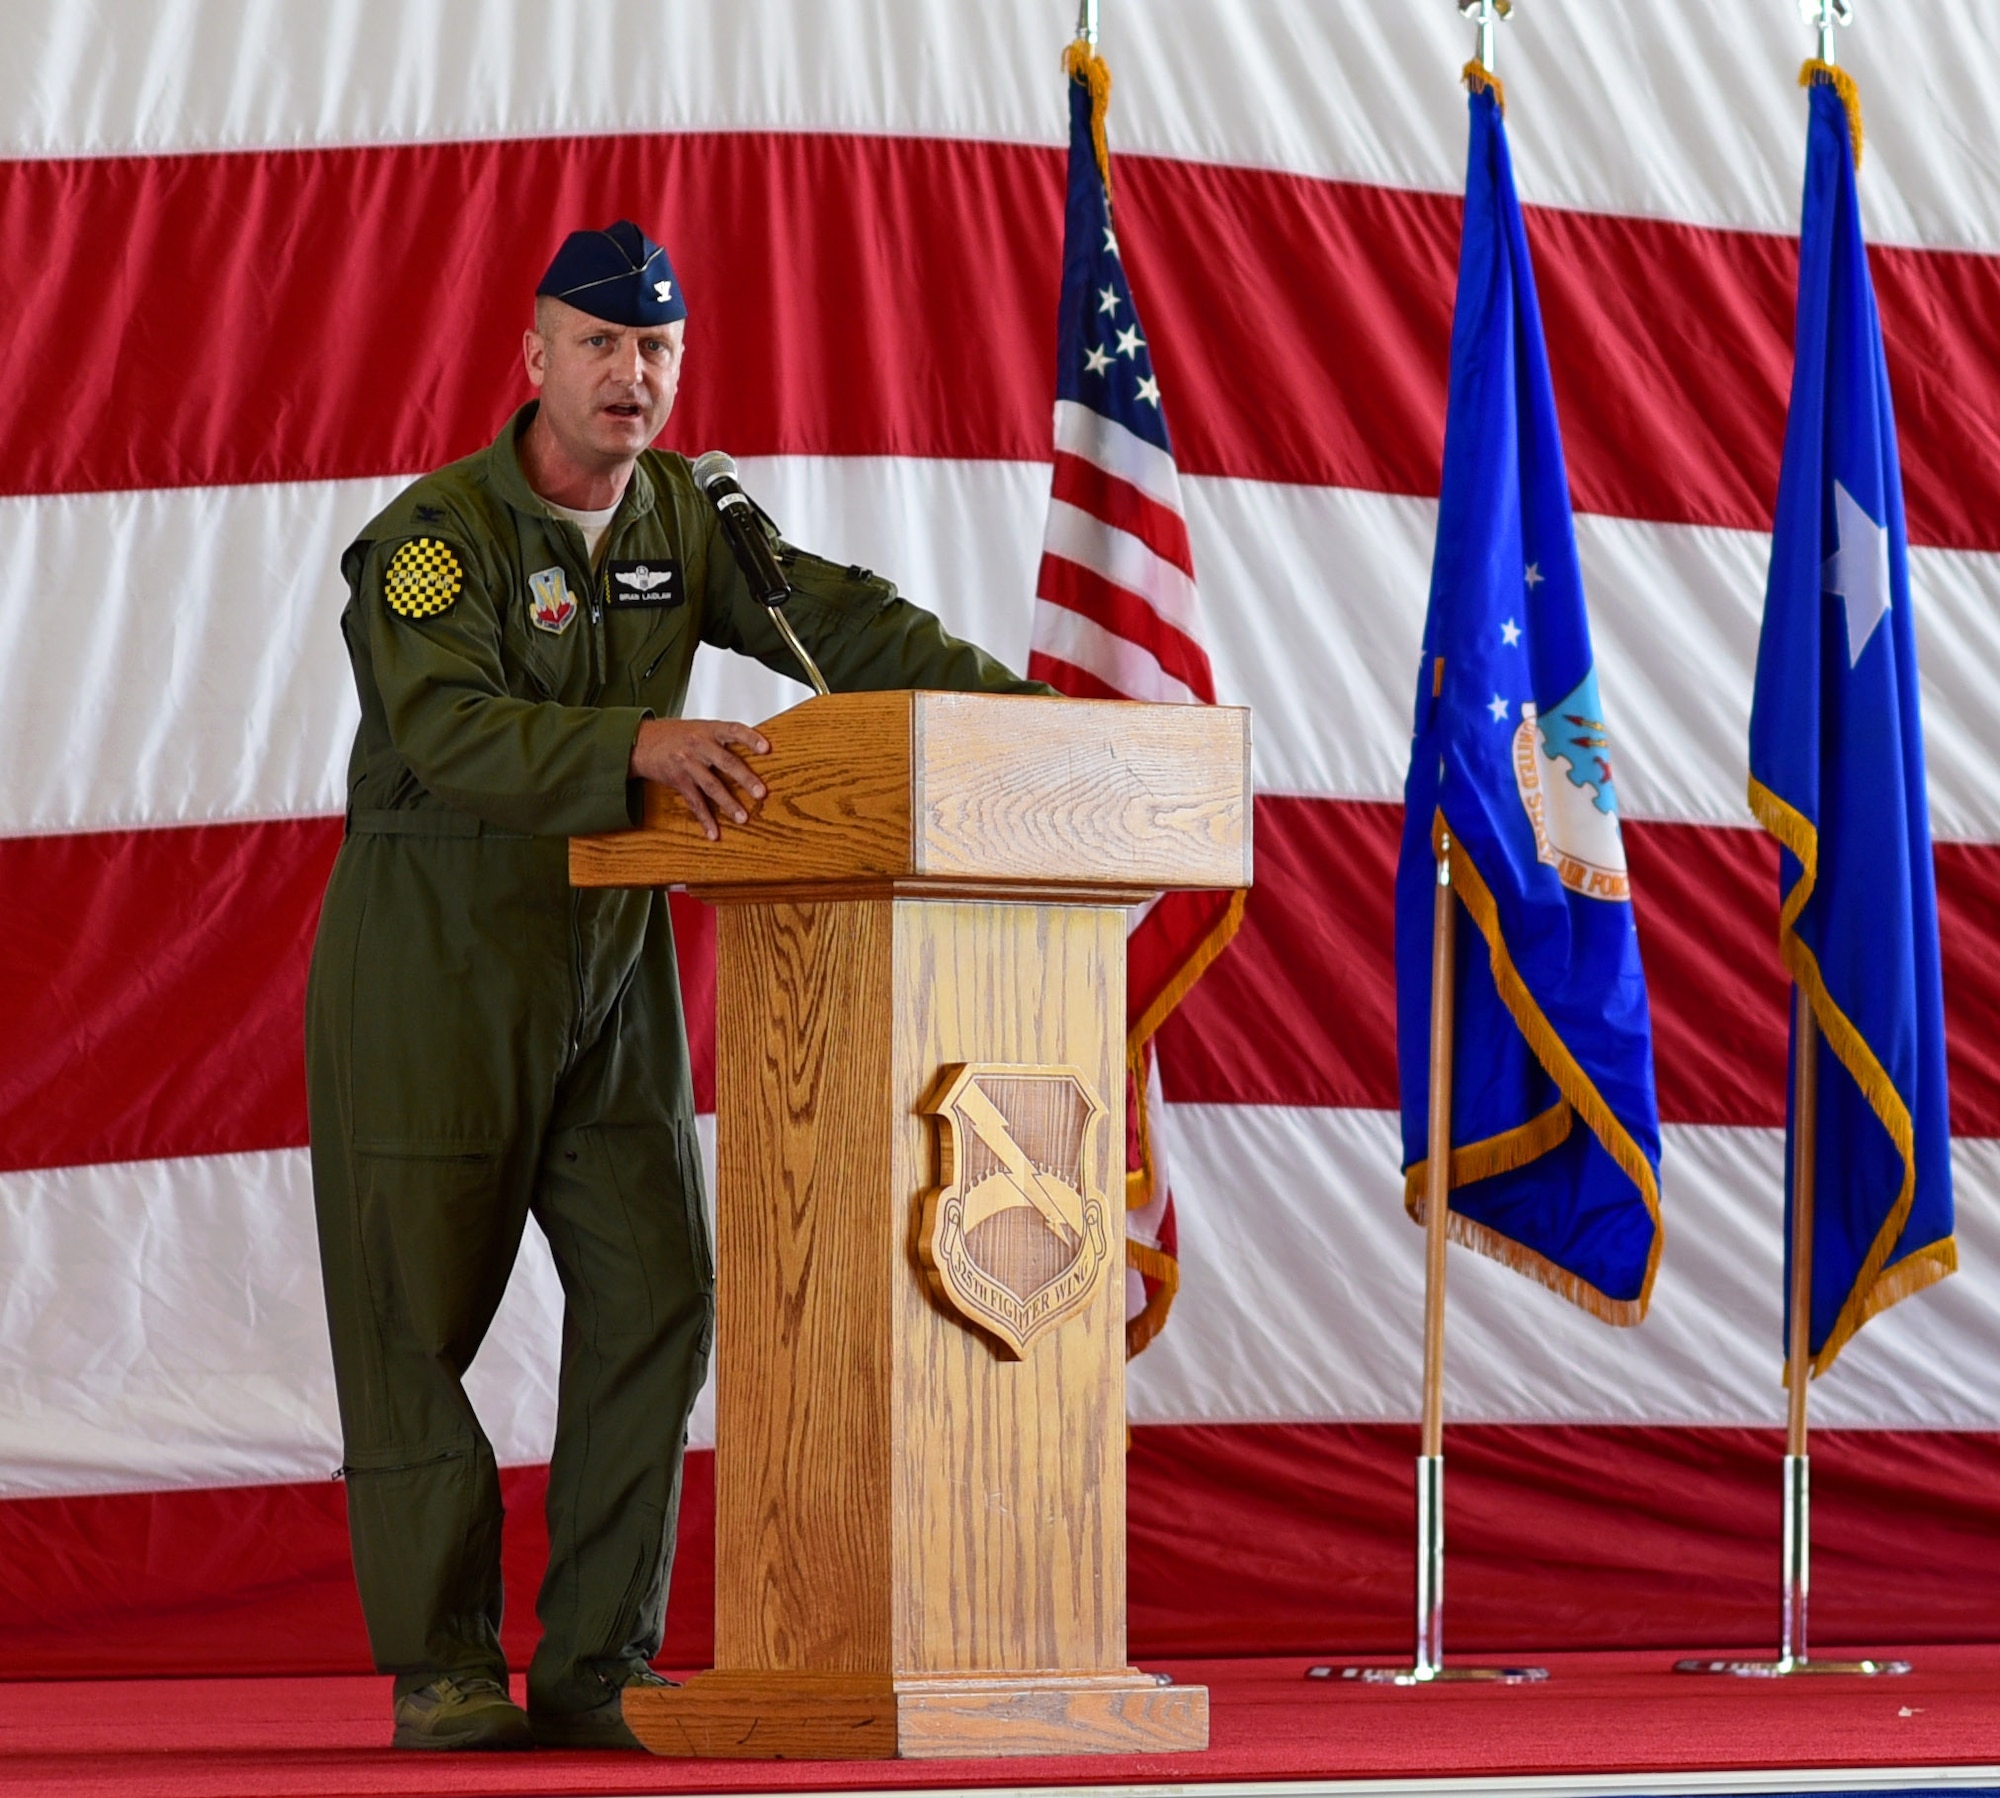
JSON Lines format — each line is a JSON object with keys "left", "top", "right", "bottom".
{"left": 1781, "top": 985, "right": 1818, "bottom": 1668}
{"left": 1416, "top": 834, "right": 1456, "bottom": 1675}
{"left": 1803, "top": 0, "right": 1855, "bottom": 68}
{"left": 1323, "top": 831, "right": 1544, "bottom": 1687}
{"left": 1315, "top": 0, "right": 1550, "bottom": 1690}
{"left": 1671, "top": 0, "right": 1916, "bottom": 1685}
{"left": 1674, "top": 984, "right": 1907, "bottom": 1678}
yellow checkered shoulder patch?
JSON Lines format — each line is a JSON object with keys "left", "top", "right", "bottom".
{"left": 382, "top": 537, "right": 465, "bottom": 619}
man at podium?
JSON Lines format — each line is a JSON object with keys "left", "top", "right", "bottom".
{"left": 304, "top": 220, "right": 1049, "bottom": 1752}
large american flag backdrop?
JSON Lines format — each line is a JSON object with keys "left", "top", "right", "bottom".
{"left": 4, "top": 0, "right": 2000, "bottom": 1676}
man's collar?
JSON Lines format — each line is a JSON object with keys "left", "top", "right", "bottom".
{"left": 485, "top": 402, "right": 656, "bottom": 521}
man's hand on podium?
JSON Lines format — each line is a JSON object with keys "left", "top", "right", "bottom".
{"left": 629, "top": 718, "right": 770, "bottom": 840}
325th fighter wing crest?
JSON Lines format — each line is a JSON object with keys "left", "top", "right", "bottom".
{"left": 919, "top": 1065, "right": 1112, "bottom": 1357}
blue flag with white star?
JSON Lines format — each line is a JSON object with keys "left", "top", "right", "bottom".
{"left": 1749, "top": 69, "right": 1954, "bottom": 1376}
{"left": 1394, "top": 74, "right": 1663, "bottom": 1323}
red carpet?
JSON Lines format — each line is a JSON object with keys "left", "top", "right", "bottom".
{"left": 12, "top": 1428, "right": 2000, "bottom": 1682}
{"left": 3, "top": 1650, "right": 1998, "bottom": 1797}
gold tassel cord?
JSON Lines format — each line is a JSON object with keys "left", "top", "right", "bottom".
{"left": 1747, "top": 776, "right": 1948, "bottom": 1375}
{"left": 1431, "top": 809, "right": 1665, "bottom": 1323}
{"left": 1121, "top": 892, "right": 1248, "bottom": 1353}
{"left": 1800, "top": 58, "right": 1864, "bottom": 168}
{"left": 1124, "top": 1237, "right": 1180, "bottom": 1357}
{"left": 1063, "top": 38, "right": 1114, "bottom": 202}
{"left": 1129, "top": 889, "right": 1248, "bottom": 1061}
{"left": 1462, "top": 59, "right": 1507, "bottom": 114}
{"left": 1125, "top": 889, "right": 1249, "bottom": 1210}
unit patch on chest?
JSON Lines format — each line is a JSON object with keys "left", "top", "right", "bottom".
{"left": 527, "top": 567, "right": 578, "bottom": 635}
{"left": 602, "top": 558, "right": 685, "bottom": 609}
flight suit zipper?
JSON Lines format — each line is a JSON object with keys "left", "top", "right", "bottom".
{"left": 568, "top": 884, "right": 588, "bottom": 1068}
{"left": 606, "top": 512, "right": 685, "bottom": 701}
{"left": 588, "top": 563, "right": 604, "bottom": 695}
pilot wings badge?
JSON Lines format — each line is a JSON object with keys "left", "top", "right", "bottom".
{"left": 603, "top": 558, "right": 683, "bottom": 609}
{"left": 919, "top": 1064, "right": 1112, "bottom": 1358}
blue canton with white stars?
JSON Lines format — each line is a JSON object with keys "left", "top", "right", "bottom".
{"left": 1054, "top": 73, "right": 1174, "bottom": 455}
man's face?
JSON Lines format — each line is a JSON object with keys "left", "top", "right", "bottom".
{"left": 523, "top": 298, "right": 686, "bottom": 470}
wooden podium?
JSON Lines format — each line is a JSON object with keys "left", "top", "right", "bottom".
{"left": 570, "top": 690, "right": 1251, "bottom": 1759}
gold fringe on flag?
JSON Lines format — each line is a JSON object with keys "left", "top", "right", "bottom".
{"left": 1748, "top": 776, "right": 1955, "bottom": 1376}
{"left": 1403, "top": 1099, "right": 1572, "bottom": 1213}
{"left": 1461, "top": 60, "right": 1506, "bottom": 113}
{"left": 1800, "top": 59, "right": 1864, "bottom": 168}
{"left": 1427, "top": 809, "right": 1664, "bottom": 1326}
{"left": 1402, "top": 1102, "right": 1646, "bottom": 1319}
{"left": 1064, "top": 38, "right": 1115, "bottom": 201}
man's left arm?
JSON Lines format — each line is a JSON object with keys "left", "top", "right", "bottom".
{"left": 701, "top": 538, "right": 1056, "bottom": 698}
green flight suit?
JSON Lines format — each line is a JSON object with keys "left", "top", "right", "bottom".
{"left": 305, "top": 404, "right": 1045, "bottom": 1715}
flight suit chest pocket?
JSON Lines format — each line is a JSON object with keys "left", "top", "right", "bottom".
{"left": 620, "top": 605, "right": 693, "bottom": 709}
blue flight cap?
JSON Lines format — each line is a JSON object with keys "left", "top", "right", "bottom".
{"left": 535, "top": 220, "right": 686, "bottom": 326}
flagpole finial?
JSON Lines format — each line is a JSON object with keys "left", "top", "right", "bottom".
{"left": 1077, "top": 0, "right": 1099, "bottom": 49}
{"left": 1459, "top": 0, "right": 1512, "bottom": 75}
{"left": 1799, "top": 0, "right": 1854, "bottom": 67}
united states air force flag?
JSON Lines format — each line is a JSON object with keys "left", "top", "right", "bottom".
{"left": 1749, "top": 66, "right": 1954, "bottom": 1376}
{"left": 1394, "top": 69, "right": 1663, "bottom": 1323}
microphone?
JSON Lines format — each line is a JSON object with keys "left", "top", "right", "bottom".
{"left": 691, "top": 450, "right": 831, "bottom": 698}
{"left": 692, "top": 450, "right": 790, "bottom": 606}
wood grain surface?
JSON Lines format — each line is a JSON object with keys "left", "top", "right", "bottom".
{"left": 568, "top": 689, "right": 1252, "bottom": 894}
{"left": 622, "top": 1670, "right": 1209, "bottom": 1760}
{"left": 714, "top": 899, "right": 896, "bottom": 1673}
{"left": 912, "top": 690, "right": 1251, "bottom": 890}
{"left": 890, "top": 900, "right": 1127, "bottom": 1675}
{"left": 571, "top": 690, "right": 912, "bottom": 891}
{"left": 660, "top": 858, "right": 1210, "bottom": 1756}
{"left": 894, "top": 1673, "right": 1210, "bottom": 1758}
{"left": 623, "top": 1670, "right": 898, "bottom": 1759}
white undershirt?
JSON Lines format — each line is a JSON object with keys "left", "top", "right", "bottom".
{"left": 544, "top": 498, "right": 619, "bottom": 567}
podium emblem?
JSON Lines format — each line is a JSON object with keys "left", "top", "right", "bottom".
{"left": 920, "top": 1064, "right": 1112, "bottom": 1357}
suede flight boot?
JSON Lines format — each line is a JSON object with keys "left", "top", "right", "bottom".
{"left": 530, "top": 1665, "right": 677, "bottom": 1751}
{"left": 391, "top": 1673, "right": 535, "bottom": 1750}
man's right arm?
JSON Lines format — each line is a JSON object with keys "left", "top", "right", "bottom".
{"left": 360, "top": 533, "right": 648, "bottom": 838}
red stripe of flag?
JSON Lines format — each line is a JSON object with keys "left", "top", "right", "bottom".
{"left": 7, "top": 134, "right": 2000, "bottom": 549}
{"left": 12, "top": 804, "right": 2000, "bottom": 1176}
{"left": 1033, "top": 554, "right": 1218, "bottom": 700}
{"left": 1024, "top": 650, "right": 1134, "bottom": 703}
{"left": 1050, "top": 449, "right": 1197, "bottom": 576}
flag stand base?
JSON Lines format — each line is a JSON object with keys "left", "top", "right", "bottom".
{"left": 1315, "top": 1663, "right": 1550, "bottom": 1686}
{"left": 1673, "top": 1657, "right": 1909, "bottom": 1678}
{"left": 1673, "top": 1450, "right": 1911, "bottom": 1678}
{"left": 1305, "top": 1457, "right": 1548, "bottom": 1687}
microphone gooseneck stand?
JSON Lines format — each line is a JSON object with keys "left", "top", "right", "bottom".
{"left": 692, "top": 449, "right": 831, "bottom": 698}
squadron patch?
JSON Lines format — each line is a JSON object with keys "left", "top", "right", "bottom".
{"left": 383, "top": 538, "right": 464, "bottom": 619}
{"left": 603, "top": 558, "right": 684, "bottom": 609}
{"left": 527, "top": 567, "right": 578, "bottom": 635}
